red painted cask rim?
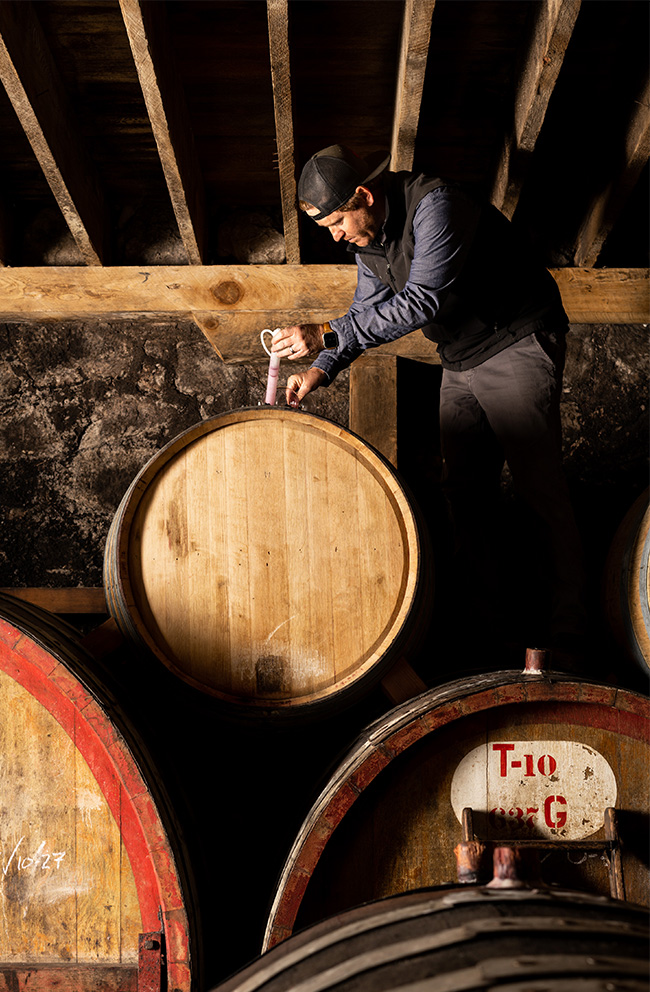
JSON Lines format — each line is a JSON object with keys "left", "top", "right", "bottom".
{"left": 263, "top": 670, "right": 650, "bottom": 950}
{"left": 0, "top": 616, "right": 191, "bottom": 989}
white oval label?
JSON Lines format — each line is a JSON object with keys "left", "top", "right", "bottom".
{"left": 450, "top": 740, "right": 617, "bottom": 840}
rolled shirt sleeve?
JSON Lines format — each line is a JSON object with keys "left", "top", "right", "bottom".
{"left": 312, "top": 186, "right": 481, "bottom": 382}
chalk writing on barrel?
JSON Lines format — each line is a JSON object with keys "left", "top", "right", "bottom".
{"left": 2, "top": 838, "right": 66, "bottom": 876}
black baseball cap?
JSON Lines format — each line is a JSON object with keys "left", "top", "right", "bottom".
{"left": 298, "top": 144, "right": 390, "bottom": 220}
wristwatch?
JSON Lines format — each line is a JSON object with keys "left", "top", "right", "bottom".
{"left": 322, "top": 321, "right": 339, "bottom": 350}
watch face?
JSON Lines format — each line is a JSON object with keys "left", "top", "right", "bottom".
{"left": 323, "top": 331, "right": 338, "bottom": 349}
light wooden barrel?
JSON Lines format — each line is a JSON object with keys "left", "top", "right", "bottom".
{"left": 603, "top": 489, "right": 650, "bottom": 672}
{"left": 104, "top": 408, "right": 431, "bottom": 718}
{"left": 217, "top": 887, "right": 649, "bottom": 992}
{"left": 263, "top": 670, "right": 650, "bottom": 950}
{"left": 0, "top": 593, "right": 196, "bottom": 992}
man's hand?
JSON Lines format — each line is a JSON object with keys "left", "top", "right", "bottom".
{"left": 271, "top": 323, "right": 324, "bottom": 360}
{"left": 286, "top": 368, "right": 327, "bottom": 408}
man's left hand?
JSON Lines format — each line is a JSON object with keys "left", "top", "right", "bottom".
{"left": 271, "top": 324, "right": 324, "bottom": 360}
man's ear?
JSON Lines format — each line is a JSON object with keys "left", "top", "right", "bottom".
{"left": 355, "top": 185, "right": 374, "bottom": 207}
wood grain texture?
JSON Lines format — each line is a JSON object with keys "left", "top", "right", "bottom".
{"left": 390, "top": 0, "right": 436, "bottom": 172}
{"left": 0, "top": 666, "right": 140, "bottom": 963}
{"left": 267, "top": 0, "right": 301, "bottom": 264}
{"left": 0, "top": 587, "right": 107, "bottom": 614}
{"left": 552, "top": 267, "right": 649, "bottom": 323}
{"left": 105, "top": 409, "right": 427, "bottom": 713}
{"left": 0, "top": 267, "right": 646, "bottom": 352}
{"left": 0, "top": 966, "right": 137, "bottom": 990}
{"left": 349, "top": 357, "right": 398, "bottom": 465}
{"left": 0, "top": 599, "right": 194, "bottom": 990}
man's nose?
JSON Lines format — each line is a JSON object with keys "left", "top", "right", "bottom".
{"left": 331, "top": 228, "right": 344, "bottom": 242}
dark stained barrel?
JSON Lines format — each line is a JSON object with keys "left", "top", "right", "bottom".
{"left": 603, "top": 488, "right": 650, "bottom": 672}
{"left": 216, "top": 887, "right": 649, "bottom": 992}
{"left": 0, "top": 593, "right": 197, "bottom": 991}
{"left": 263, "top": 669, "right": 650, "bottom": 950}
{"left": 104, "top": 408, "right": 432, "bottom": 719}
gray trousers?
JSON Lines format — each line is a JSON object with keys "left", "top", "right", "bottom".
{"left": 439, "top": 329, "right": 587, "bottom": 647}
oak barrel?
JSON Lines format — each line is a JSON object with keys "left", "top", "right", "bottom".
{"left": 104, "top": 408, "right": 431, "bottom": 717}
{"left": 218, "top": 887, "right": 649, "bottom": 992}
{"left": 0, "top": 593, "right": 196, "bottom": 991}
{"left": 263, "top": 669, "right": 650, "bottom": 949}
{"left": 603, "top": 489, "right": 650, "bottom": 672}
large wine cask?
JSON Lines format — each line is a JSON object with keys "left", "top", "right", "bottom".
{"left": 104, "top": 408, "right": 431, "bottom": 718}
{"left": 0, "top": 594, "right": 197, "bottom": 991}
{"left": 264, "top": 670, "right": 650, "bottom": 950}
{"left": 603, "top": 489, "right": 650, "bottom": 672}
{"left": 217, "top": 886, "right": 649, "bottom": 992}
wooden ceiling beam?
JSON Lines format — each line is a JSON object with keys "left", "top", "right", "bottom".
{"left": 267, "top": 0, "right": 301, "bottom": 264}
{"left": 0, "top": 0, "right": 107, "bottom": 265}
{"left": 574, "top": 76, "right": 650, "bottom": 267}
{"left": 0, "top": 266, "right": 646, "bottom": 362}
{"left": 491, "top": 0, "right": 581, "bottom": 219}
{"left": 390, "top": 0, "right": 436, "bottom": 172}
{"left": 119, "top": 0, "right": 206, "bottom": 265}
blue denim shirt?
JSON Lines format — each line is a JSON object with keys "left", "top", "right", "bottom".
{"left": 312, "top": 186, "right": 481, "bottom": 381}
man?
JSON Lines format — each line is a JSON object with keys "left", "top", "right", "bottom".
{"left": 271, "top": 144, "right": 586, "bottom": 664}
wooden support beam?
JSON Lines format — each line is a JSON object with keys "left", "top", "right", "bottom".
{"left": 267, "top": 0, "right": 301, "bottom": 264}
{"left": 491, "top": 0, "right": 581, "bottom": 218}
{"left": 81, "top": 618, "right": 126, "bottom": 660}
{"left": 0, "top": 587, "right": 107, "bottom": 613}
{"left": 0, "top": 266, "right": 646, "bottom": 360}
{"left": 350, "top": 355, "right": 399, "bottom": 465}
{"left": 194, "top": 312, "right": 442, "bottom": 364}
{"left": 553, "top": 267, "right": 649, "bottom": 323}
{"left": 349, "top": 353, "right": 442, "bottom": 484}
{"left": 0, "top": 0, "right": 107, "bottom": 264}
{"left": 574, "top": 76, "right": 650, "bottom": 267}
{"left": 119, "top": 0, "right": 205, "bottom": 265}
{"left": 381, "top": 656, "right": 428, "bottom": 705}
{"left": 390, "top": 0, "right": 436, "bottom": 172}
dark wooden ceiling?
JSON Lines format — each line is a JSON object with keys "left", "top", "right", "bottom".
{"left": 0, "top": 0, "right": 647, "bottom": 271}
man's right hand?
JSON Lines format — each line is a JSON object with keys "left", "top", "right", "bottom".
{"left": 286, "top": 368, "right": 327, "bottom": 408}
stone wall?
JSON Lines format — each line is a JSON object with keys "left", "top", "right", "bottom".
{"left": 0, "top": 320, "right": 647, "bottom": 593}
{"left": 0, "top": 319, "right": 349, "bottom": 586}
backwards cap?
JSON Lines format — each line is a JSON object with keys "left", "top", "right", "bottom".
{"left": 297, "top": 144, "right": 390, "bottom": 220}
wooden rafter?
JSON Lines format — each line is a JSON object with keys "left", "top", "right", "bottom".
{"left": 0, "top": 0, "right": 107, "bottom": 264}
{"left": 574, "top": 75, "right": 650, "bottom": 267}
{"left": 119, "top": 0, "right": 205, "bottom": 265}
{"left": 0, "top": 266, "right": 646, "bottom": 362}
{"left": 267, "top": 0, "right": 301, "bottom": 263}
{"left": 491, "top": 0, "right": 582, "bottom": 218}
{"left": 390, "top": 0, "right": 436, "bottom": 172}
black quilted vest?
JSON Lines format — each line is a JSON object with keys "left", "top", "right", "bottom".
{"left": 350, "top": 172, "right": 567, "bottom": 370}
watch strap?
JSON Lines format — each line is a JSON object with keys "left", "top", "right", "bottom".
{"left": 322, "top": 321, "right": 339, "bottom": 350}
